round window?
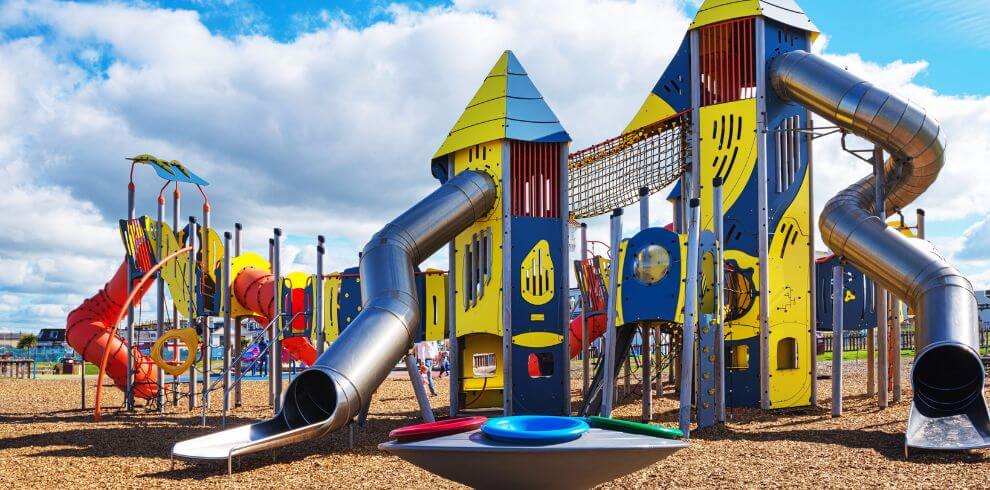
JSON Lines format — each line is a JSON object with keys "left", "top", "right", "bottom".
{"left": 633, "top": 244, "right": 670, "bottom": 285}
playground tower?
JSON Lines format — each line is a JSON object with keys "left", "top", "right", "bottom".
{"left": 432, "top": 51, "right": 572, "bottom": 416}
{"left": 627, "top": 0, "right": 820, "bottom": 409}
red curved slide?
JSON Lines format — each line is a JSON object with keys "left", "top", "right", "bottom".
{"left": 232, "top": 266, "right": 317, "bottom": 366}
{"left": 66, "top": 261, "right": 160, "bottom": 399}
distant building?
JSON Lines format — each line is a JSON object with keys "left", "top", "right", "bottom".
{"left": 0, "top": 332, "right": 20, "bottom": 348}
{"left": 37, "top": 328, "right": 66, "bottom": 348}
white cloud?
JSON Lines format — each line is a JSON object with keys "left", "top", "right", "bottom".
{"left": 0, "top": 0, "right": 988, "bottom": 331}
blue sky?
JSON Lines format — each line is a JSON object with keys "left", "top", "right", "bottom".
{"left": 1, "top": 0, "right": 989, "bottom": 332}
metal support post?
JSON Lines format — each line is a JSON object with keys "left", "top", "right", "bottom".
{"left": 234, "top": 222, "right": 243, "bottom": 407}
{"left": 156, "top": 193, "right": 166, "bottom": 413}
{"left": 188, "top": 216, "right": 198, "bottom": 410}
{"left": 639, "top": 187, "right": 652, "bottom": 422}
{"left": 172, "top": 185, "right": 181, "bottom": 407}
{"left": 580, "top": 223, "right": 590, "bottom": 398}
{"left": 267, "top": 238, "right": 275, "bottom": 407}
{"left": 316, "top": 235, "right": 326, "bottom": 356}
{"left": 221, "top": 231, "right": 232, "bottom": 423}
{"left": 713, "top": 178, "right": 726, "bottom": 423}
{"left": 832, "top": 263, "right": 844, "bottom": 417}
{"left": 273, "top": 228, "right": 283, "bottom": 411}
{"left": 405, "top": 353, "right": 435, "bottom": 423}
{"left": 202, "top": 204, "right": 212, "bottom": 410}
{"left": 874, "top": 146, "right": 888, "bottom": 410}
{"left": 602, "top": 209, "right": 623, "bottom": 417}
{"left": 125, "top": 182, "right": 136, "bottom": 411}
{"left": 680, "top": 199, "right": 701, "bottom": 436}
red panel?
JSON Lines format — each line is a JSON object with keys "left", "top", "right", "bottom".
{"left": 699, "top": 17, "right": 755, "bottom": 107}
{"left": 510, "top": 141, "right": 560, "bottom": 218}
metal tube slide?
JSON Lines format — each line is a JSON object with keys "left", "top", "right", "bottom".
{"left": 770, "top": 50, "right": 989, "bottom": 450}
{"left": 172, "top": 170, "right": 496, "bottom": 466}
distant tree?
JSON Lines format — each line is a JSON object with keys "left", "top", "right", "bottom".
{"left": 16, "top": 334, "right": 38, "bottom": 349}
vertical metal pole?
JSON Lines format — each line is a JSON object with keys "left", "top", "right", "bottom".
{"left": 448, "top": 155, "right": 460, "bottom": 417}
{"left": 501, "top": 143, "right": 513, "bottom": 416}
{"left": 713, "top": 178, "right": 726, "bottom": 423}
{"left": 222, "top": 231, "right": 232, "bottom": 424}
{"left": 874, "top": 147, "right": 888, "bottom": 410}
{"left": 156, "top": 194, "right": 166, "bottom": 413}
{"left": 807, "top": 115, "right": 819, "bottom": 408}
{"left": 188, "top": 216, "right": 198, "bottom": 410}
{"left": 273, "top": 228, "right": 283, "bottom": 412}
{"left": 832, "top": 263, "right": 844, "bottom": 417}
{"left": 125, "top": 182, "right": 136, "bottom": 411}
{"left": 867, "top": 315, "right": 875, "bottom": 397}
{"left": 406, "top": 353, "right": 436, "bottom": 422}
{"left": 172, "top": 185, "right": 181, "bottom": 407}
{"left": 891, "top": 292, "right": 901, "bottom": 402}
{"left": 754, "top": 17, "right": 772, "bottom": 410}
{"left": 639, "top": 187, "right": 652, "bottom": 422}
{"left": 580, "top": 223, "right": 590, "bottom": 398}
{"left": 234, "top": 222, "right": 243, "bottom": 407}
{"left": 560, "top": 142, "right": 571, "bottom": 415}
{"left": 81, "top": 354, "right": 86, "bottom": 410}
{"left": 602, "top": 209, "right": 623, "bottom": 417}
{"left": 202, "top": 205, "right": 212, "bottom": 410}
{"left": 267, "top": 238, "right": 275, "bottom": 408}
{"left": 316, "top": 235, "right": 326, "bottom": 356}
{"left": 680, "top": 199, "right": 701, "bottom": 436}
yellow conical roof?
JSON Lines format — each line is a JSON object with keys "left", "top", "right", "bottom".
{"left": 692, "top": 0, "right": 818, "bottom": 39}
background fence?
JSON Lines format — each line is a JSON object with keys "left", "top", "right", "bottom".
{"left": 820, "top": 328, "right": 990, "bottom": 354}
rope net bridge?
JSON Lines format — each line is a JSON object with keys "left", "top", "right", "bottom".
{"left": 568, "top": 111, "right": 691, "bottom": 219}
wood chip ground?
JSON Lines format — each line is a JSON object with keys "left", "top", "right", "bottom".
{"left": 1, "top": 360, "right": 989, "bottom": 488}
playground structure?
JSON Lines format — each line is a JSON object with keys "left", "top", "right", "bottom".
{"left": 57, "top": 0, "right": 989, "bottom": 484}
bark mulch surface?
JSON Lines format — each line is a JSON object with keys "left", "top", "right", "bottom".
{"left": 2, "top": 361, "right": 989, "bottom": 488}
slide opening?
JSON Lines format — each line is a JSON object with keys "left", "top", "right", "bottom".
{"left": 913, "top": 344, "right": 984, "bottom": 415}
{"left": 282, "top": 370, "right": 337, "bottom": 429}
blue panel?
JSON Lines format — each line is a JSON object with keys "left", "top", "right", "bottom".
{"left": 618, "top": 227, "right": 682, "bottom": 323}
{"left": 815, "top": 255, "right": 878, "bottom": 331}
{"left": 697, "top": 313, "right": 717, "bottom": 428}
{"left": 506, "top": 51, "right": 527, "bottom": 75}
{"left": 337, "top": 267, "right": 362, "bottom": 333}
{"left": 506, "top": 73, "right": 542, "bottom": 100}
{"left": 666, "top": 180, "right": 682, "bottom": 201}
{"left": 509, "top": 217, "right": 567, "bottom": 415}
{"left": 650, "top": 35, "right": 692, "bottom": 113}
{"left": 505, "top": 120, "right": 570, "bottom": 143}
{"left": 505, "top": 97, "right": 560, "bottom": 123}
{"left": 725, "top": 336, "right": 760, "bottom": 407}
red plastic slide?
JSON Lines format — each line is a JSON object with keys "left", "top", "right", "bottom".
{"left": 66, "top": 261, "right": 160, "bottom": 399}
{"left": 232, "top": 266, "right": 317, "bottom": 367}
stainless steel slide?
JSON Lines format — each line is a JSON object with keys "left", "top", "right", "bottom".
{"left": 172, "top": 170, "right": 496, "bottom": 471}
{"left": 770, "top": 51, "right": 990, "bottom": 451}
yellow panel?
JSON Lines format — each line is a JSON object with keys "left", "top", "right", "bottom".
{"left": 887, "top": 220, "right": 918, "bottom": 239}
{"left": 614, "top": 240, "right": 627, "bottom": 326}
{"left": 767, "top": 172, "right": 813, "bottom": 408}
{"left": 145, "top": 221, "right": 195, "bottom": 319}
{"left": 724, "top": 249, "right": 760, "bottom": 342}
{"left": 698, "top": 99, "right": 759, "bottom": 233}
{"left": 323, "top": 275, "right": 343, "bottom": 342}
{"left": 283, "top": 271, "right": 309, "bottom": 289}
{"left": 451, "top": 99, "right": 507, "bottom": 133}
{"left": 520, "top": 239, "right": 555, "bottom": 306}
{"left": 511, "top": 332, "right": 563, "bottom": 348}
{"left": 623, "top": 93, "right": 678, "bottom": 134}
{"left": 227, "top": 252, "right": 271, "bottom": 318}
{"left": 423, "top": 270, "right": 448, "bottom": 341}
{"left": 453, "top": 141, "right": 504, "bottom": 337}
{"left": 692, "top": 0, "right": 761, "bottom": 28}
{"left": 460, "top": 333, "right": 504, "bottom": 409}
{"left": 435, "top": 121, "right": 505, "bottom": 160}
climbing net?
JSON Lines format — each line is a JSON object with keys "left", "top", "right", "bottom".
{"left": 568, "top": 111, "right": 691, "bottom": 220}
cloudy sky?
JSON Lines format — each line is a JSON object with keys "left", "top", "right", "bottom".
{"left": 1, "top": 0, "right": 989, "bottom": 332}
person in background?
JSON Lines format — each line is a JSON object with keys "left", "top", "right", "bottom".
{"left": 414, "top": 340, "right": 438, "bottom": 396}
{"left": 438, "top": 350, "right": 450, "bottom": 378}
{"left": 257, "top": 337, "right": 269, "bottom": 376}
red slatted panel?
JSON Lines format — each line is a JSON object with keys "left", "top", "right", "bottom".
{"left": 510, "top": 141, "right": 560, "bottom": 218}
{"left": 699, "top": 17, "right": 756, "bottom": 107}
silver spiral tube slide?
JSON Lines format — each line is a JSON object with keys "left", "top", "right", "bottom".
{"left": 172, "top": 170, "right": 496, "bottom": 467}
{"left": 771, "top": 51, "right": 988, "bottom": 449}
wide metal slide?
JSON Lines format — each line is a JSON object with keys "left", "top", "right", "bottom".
{"left": 770, "top": 51, "right": 990, "bottom": 451}
{"left": 171, "top": 170, "right": 497, "bottom": 471}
